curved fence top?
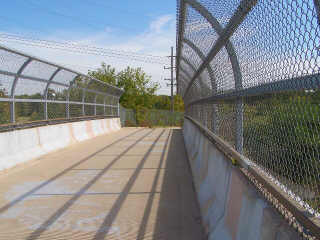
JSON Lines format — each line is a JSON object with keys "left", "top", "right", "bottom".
{"left": 0, "top": 44, "right": 123, "bottom": 98}
{"left": 177, "top": 0, "right": 320, "bottom": 105}
{"left": 0, "top": 44, "right": 123, "bottom": 124}
{"left": 177, "top": 0, "right": 320, "bottom": 237}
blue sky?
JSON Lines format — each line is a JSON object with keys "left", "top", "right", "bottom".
{"left": 0, "top": 0, "right": 175, "bottom": 37}
{"left": 0, "top": 0, "right": 177, "bottom": 94}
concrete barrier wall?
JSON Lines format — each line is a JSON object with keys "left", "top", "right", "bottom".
{"left": 183, "top": 118, "right": 300, "bottom": 240}
{"left": 0, "top": 118, "right": 121, "bottom": 172}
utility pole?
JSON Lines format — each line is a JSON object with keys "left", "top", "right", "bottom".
{"left": 164, "top": 46, "right": 176, "bottom": 113}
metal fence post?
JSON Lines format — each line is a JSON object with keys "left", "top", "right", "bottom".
{"left": 94, "top": 95, "right": 97, "bottom": 116}
{"left": 212, "top": 104, "right": 218, "bottom": 134}
{"left": 176, "top": 0, "right": 187, "bottom": 96}
{"left": 203, "top": 105, "right": 206, "bottom": 127}
{"left": 10, "top": 57, "right": 32, "bottom": 123}
{"left": 117, "top": 100, "right": 120, "bottom": 117}
{"left": 10, "top": 100, "right": 15, "bottom": 123}
{"left": 120, "top": 106, "right": 124, "bottom": 126}
{"left": 235, "top": 98, "right": 243, "bottom": 154}
{"left": 44, "top": 68, "right": 61, "bottom": 121}
{"left": 103, "top": 97, "right": 106, "bottom": 116}
{"left": 82, "top": 89, "right": 85, "bottom": 116}
{"left": 44, "top": 101, "right": 48, "bottom": 120}
{"left": 66, "top": 91, "right": 70, "bottom": 119}
{"left": 203, "top": 105, "right": 206, "bottom": 126}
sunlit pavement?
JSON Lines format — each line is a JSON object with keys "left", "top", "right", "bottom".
{"left": 0, "top": 127, "right": 205, "bottom": 240}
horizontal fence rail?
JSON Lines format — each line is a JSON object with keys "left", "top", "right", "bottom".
{"left": 0, "top": 44, "right": 123, "bottom": 129}
{"left": 176, "top": 0, "right": 320, "bottom": 237}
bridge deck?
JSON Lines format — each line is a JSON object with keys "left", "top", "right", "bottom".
{"left": 0, "top": 128, "right": 205, "bottom": 240}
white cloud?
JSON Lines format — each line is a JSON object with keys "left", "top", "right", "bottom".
{"left": 150, "top": 14, "right": 174, "bottom": 33}
{"left": 0, "top": 14, "right": 176, "bottom": 95}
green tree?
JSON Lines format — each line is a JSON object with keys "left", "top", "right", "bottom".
{"left": 88, "top": 63, "right": 159, "bottom": 110}
{"left": 152, "top": 94, "right": 184, "bottom": 112}
{"left": 173, "top": 94, "right": 184, "bottom": 112}
{"left": 88, "top": 63, "right": 117, "bottom": 86}
{"left": 117, "top": 66, "right": 159, "bottom": 110}
{"left": 153, "top": 95, "right": 171, "bottom": 110}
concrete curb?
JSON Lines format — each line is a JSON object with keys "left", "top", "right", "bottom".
{"left": 0, "top": 118, "right": 121, "bottom": 172}
{"left": 183, "top": 118, "right": 301, "bottom": 240}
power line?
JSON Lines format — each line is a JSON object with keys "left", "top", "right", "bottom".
{"left": 0, "top": 33, "right": 166, "bottom": 59}
{"left": 63, "top": 63, "right": 100, "bottom": 71}
{"left": 0, "top": 33, "right": 169, "bottom": 65}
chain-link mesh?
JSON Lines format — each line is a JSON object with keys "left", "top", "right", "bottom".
{"left": 0, "top": 45, "right": 122, "bottom": 129}
{"left": 120, "top": 106, "right": 137, "bottom": 127}
{"left": 120, "top": 106, "right": 184, "bottom": 127}
{"left": 135, "top": 109, "right": 184, "bottom": 127}
{"left": 177, "top": 0, "right": 320, "bottom": 225}
{"left": 243, "top": 92, "right": 320, "bottom": 212}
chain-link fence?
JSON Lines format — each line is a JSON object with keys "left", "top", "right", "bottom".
{"left": 120, "top": 106, "right": 137, "bottom": 127}
{"left": 135, "top": 108, "right": 184, "bottom": 127}
{"left": 120, "top": 107, "right": 184, "bottom": 127}
{"left": 0, "top": 44, "right": 123, "bottom": 130}
{"left": 177, "top": 0, "right": 320, "bottom": 232}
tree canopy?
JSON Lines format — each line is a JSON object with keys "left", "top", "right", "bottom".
{"left": 88, "top": 63, "right": 184, "bottom": 112}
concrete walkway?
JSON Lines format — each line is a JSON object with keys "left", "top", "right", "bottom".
{"left": 0, "top": 128, "right": 205, "bottom": 239}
